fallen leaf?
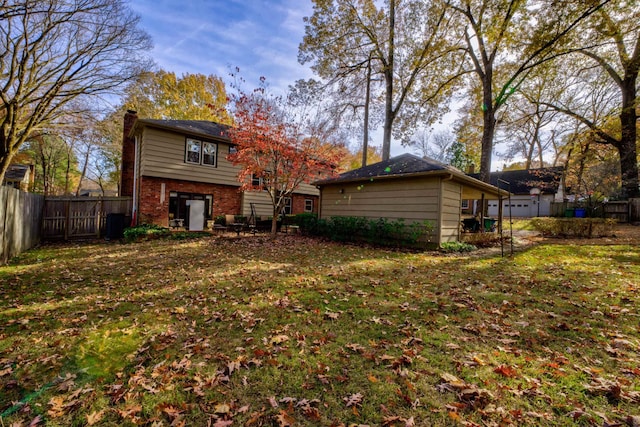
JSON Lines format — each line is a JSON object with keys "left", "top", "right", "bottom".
{"left": 274, "top": 409, "right": 295, "bottom": 427}
{"left": 494, "top": 364, "right": 518, "bottom": 378}
{"left": 344, "top": 392, "right": 363, "bottom": 407}
{"left": 86, "top": 410, "right": 105, "bottom": 425}
{"left": 214, "top": 403, "right": 231, "bottom": 414}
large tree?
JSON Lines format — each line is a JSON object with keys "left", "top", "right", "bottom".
{"left": 449, "top": 0, "right": 609, "bottom": 183}
{"left": 300, "top": 0, "right": 465, "bottom": 161}
{"left": 119, "top": 70, "right": 232, "bottom": 122}
{"left": 224, "top": 81, "right": 341, "bottom": 236}
{"left": 0, "top": 0, "right": 152, "bottom": 184}
{"left": 540, "top": 0, "right": 640, "bottom": 198}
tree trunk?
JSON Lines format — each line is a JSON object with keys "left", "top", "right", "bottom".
{"left": 381, "top": 0, "right": 395, "bottom": 162}
{"left": 479, "top": 75, "right": 496, "bottom": 183}
{"left": 76, "top": 145, "right": 92, "bottom": 196}
{"left": 0, "top": 151, "right": 11, "bottom": 185}
{"left": 362, "top": 58, "right": 372, "bottom": 167}
{"left": 271, "top": 202, "right": 280, "bottom": 237}
{"left": 619, "top": 75, "right": 639, "bottom": 198}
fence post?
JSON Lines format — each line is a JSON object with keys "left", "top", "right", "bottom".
{"left": 95, "top": 198, "right": 102, "bottom": 239}
{"left": 64, "top": 200, "right": 70, "bottom": 240}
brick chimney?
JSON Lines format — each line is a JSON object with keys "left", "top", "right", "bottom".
{"left": 120, "top": 110, "right": 138, "bottom": 197}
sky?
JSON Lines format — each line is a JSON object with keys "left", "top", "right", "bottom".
{"left": 126, "top": 1, "right": 538, "bottom": 170}
{"left": 128, "top": 0, "right": 412, "bottom": 158}
{"left": 129, "top": 0, "right": 313, "bottom": 97}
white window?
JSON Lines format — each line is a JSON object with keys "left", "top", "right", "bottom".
{"left": 304, "top": 199, "right": 313, "bottom": 212}
{"left": 461, "top": 199, "right": 469, "bottom": 209}
{"left": 283, "top": 197, "right": 292, "bottom": 215}
{"left": 251, "top": 174, "right": 263, "bottom": 187}
{"left": 202, "top": 142, "right": 217, "bottom": 166}
{"left": 186, "top": 138, "right": 201, "bottom": 164}
{"left": 185, "top": 138, "right": 217, "bottom": 166}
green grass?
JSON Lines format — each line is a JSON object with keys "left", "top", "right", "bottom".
{"left": 1, "top": 234, "right": 639, "bottom": 426}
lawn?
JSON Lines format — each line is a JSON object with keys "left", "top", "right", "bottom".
{"left": 1, "top": 232, "right": 639, "bottom": 426}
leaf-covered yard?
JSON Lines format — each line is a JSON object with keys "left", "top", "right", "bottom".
{"left": 1, "top": 230, "right": 639, "bottom": 426}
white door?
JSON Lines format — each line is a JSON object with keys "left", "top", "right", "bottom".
{"left": 186, "top": 200, "right": 205, "bottom": 231}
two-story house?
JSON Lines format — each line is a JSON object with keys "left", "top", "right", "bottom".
{"left": 121, "top": 110, "right": 320, "bottom": 230}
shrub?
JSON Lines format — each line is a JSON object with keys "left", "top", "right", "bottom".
{"left": 440, "top": 241, "right": 477, "bottom": 253}
{"left": 123, "top": 224, "right": 170, "bottom": 242}
{"left": 530, "top": 218, "right": 616, "bottom": 238}
{"left": 461, "top": 232, "right": 503, "bottom": 248}
{"left": 303, "top": 216, "right": 433, "bottom": 248}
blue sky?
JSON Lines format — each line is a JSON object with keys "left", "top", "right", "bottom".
{"left": 129, "top": 0, "right": 314, "bottom": 95}
{"left": 128, "top": 0, "right": 418, "bottom": 158}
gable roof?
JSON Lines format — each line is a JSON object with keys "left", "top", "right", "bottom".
{"left": 133, "top": 119, "right": 230, "bottom": 141}
{"left": 315, "top": 153, "right": 507, "bottom": 197}
{"left": 470, "top": 167, "right": 563, "bottom": 195}
{"left": 317, "top": 153, "right": 455, "bottom": 184}
{"left": 5, "top": 164, "right": 30, "bottom": 181}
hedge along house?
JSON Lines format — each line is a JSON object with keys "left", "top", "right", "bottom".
{"left": 120, "top": 111, "right": 320, "bottom": 230}
{"left": 314, "top": 154, "right": 508, "bottom": 246}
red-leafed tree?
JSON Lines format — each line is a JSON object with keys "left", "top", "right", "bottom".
{"left": 223, "top": 80, "right": 341, "bottom": 236}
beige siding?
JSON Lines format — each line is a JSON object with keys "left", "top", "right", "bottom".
{"left": 241, "top": 192, "right": 273, "bottom": 218}
{"left": 139, "top": 128, "right": 241, "bottom": 186}
{"left": 296, "top": 181, "right": 320, "bottom": 196}
{"left": 319, "top": 177, "right": 467, "bottom": 245}
{"left": 440, "top": 180, "right": 463, "bottom": 243}
{"left": 320, "top": 178, "right": 440, "bottom": 224}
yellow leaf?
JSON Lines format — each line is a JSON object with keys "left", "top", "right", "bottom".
{"left": 368, "top": 374, "right": 378, "bottom": 383}
{"left": 473, "top": 355, "right": 486, "bottom": 366}
{"left": 86, "top": 410, "right": 105, "bottom": 425}
{"left": 271, "top": 334, "right": 290, "bottom": 345}
{"left": 214, "top": 403, "right": 231, "bottom": 414}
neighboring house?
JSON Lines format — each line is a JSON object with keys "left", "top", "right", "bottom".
{"left": 466, "top": 167, "right": 564, "bottom": 217}
{"left": 121, "top": 110, "right": 320, "bottom": 230}
{"left": 314, "top": 153, "right": 507, "bottom": 246}
{"left": 2, "top": 164, "right": 33, "bottom": 191}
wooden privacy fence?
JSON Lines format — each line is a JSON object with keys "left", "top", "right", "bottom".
{"left": 42, "top": 196, "right": 132, "bottom": 240}
{"left": 1, "top": 186, "right": 44, "bottom": 263}
{"left": 550, "top": 199, "right": 640, "bottom": 222}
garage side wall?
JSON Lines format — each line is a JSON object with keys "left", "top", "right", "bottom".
{"left": 319, "top": 177, "right": 443, "bottom": 243}
{"left": 440, "top": 180, "right": 463, "bottom": 243}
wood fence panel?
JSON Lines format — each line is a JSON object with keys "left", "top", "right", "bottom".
{"left": 603, "top": 201, "right": 629, "bottom": 222}
{"left": 42, "top": 197, "right": 132, "bottom": 240}
{"left": 1, "top": 186, "right": 44, "bottom": 263}
{"left": 629, "top": 198, "right": 640, "bottom": 222}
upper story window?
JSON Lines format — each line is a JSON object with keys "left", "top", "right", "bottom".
{"left": 185, "top": 138, "right": 217, "bottom": 167}
{"left": 202, "top": 142, "right": 217, "bottom": 166}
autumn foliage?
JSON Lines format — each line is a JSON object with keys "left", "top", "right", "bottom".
{"left": 223, "top": 81, "right": 340, "bottom": 234}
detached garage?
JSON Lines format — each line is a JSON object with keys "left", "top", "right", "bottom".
{"left": 314, "top": 154, "right": 508, "bottom": 246}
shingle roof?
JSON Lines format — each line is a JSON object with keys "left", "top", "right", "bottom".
{"left": 135, "top": 119, "right": 230, "bottom": 140}
{"left": 469, "top": 167, "right": 563, "bottom": 195}
{"left": 5, "top": 164, "right": 29, "bottom": 181}
{"left": 315, "top": 153, "right": 459, "bottom": 185}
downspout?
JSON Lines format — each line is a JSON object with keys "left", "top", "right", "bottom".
{"left": 317, "top": 186, "right": 322, "bottom": 220}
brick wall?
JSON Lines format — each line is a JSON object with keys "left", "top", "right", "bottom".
{"left": 138, "top": 176, "right": 242, "bottom": 226}
{"left": 120, "top": 110, "right": 138, "bottom": 197}
{"left": 291, "top": 194, "right": 318, "bottom": 214}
